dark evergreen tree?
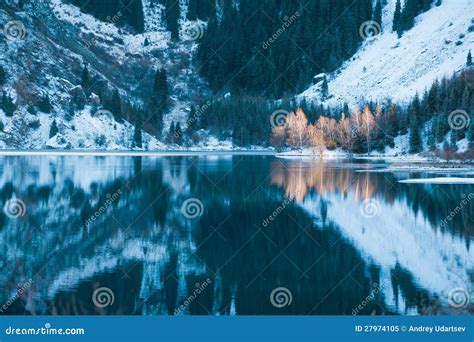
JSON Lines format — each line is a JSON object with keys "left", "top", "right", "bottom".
{"left": 321, "top": 77, "right": 329, "bottom": 100}
{"left": 168, "top": 121, "right": 176, "bottom": 144}
{"left": 1, "top": 92, "right": 16, "bottom": 117}
{"left": 109, "top": 89, "right": 123, "bottom": 122}
{"left": 0, "top": 66, "right": 6, "bottom": 86}
{"left": 133, "top": 112, "right": 143, "bottom": 148}
{"left": 374, "top": 0, "right": 383, "bottom": 28}
{"left": 81, "top": 64, "right": 90, "bottom": 90}
{"left": 175, "top": 122, "right": 183, "bottom": 145}
{"left": 165, "top": 0, "right": 180, "bottom": 40}
{"left": 38, "top": 94, "right": 52, "bottom": 113}
{"left": 409, "top": 113, "right": 422, "bottom": 153}
{"left": 187, "top": 0, "right": 197, "bottom": 20}
{"left": 49, "top": 119, "right": 59, "bottom": 138}
{"left": 393, "top": 0, "right": 401, "bottom": 32}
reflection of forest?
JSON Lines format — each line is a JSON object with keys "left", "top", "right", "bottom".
{"left": 270, "top": 159, "right": 474, "bottom": 241}
{"left": 0, "top": 156, "right": 471, "bottom": 315}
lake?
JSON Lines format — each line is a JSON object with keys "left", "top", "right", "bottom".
{"left": 0, "top": 155, "right": 473, "bottom": 315}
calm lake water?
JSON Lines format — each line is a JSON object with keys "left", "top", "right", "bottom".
{"left": 0, "top": 155, "right": 473, "bottom": 315}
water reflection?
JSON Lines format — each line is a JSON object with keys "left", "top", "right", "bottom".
{"left": 0, "top": 155, "right": 472, "bottom": 315}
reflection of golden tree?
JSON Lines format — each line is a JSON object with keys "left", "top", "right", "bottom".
{"left": 270, "top": 160, "right": 375, "bottom": 202}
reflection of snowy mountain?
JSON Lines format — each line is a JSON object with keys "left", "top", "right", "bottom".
{"left": 1, "top": 156, "right": 472, "bottom": 315}
{"left": 300, "top": 192, "right": 474, "bottom": 314}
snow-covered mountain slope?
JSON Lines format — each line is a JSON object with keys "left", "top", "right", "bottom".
{"left": 301, "top": 0, "right": 474, "bottom": 107}
{"left": 0, "top": 0, "right": 209, "bottom": 150}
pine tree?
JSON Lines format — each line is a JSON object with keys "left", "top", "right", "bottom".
{"left": 393, "top": 0, "right": 402, "bottom": 35}
{"left": 1, "top": 92, "right": 16, "bottom": 117}
{"left": 37, "top": 94, "right": 52, "bottom": 113}
{"left": 409, "top": 113, "right": 422, "bottom": 153}
{"left": 467, "top": 50, "right": 472, "bottom": 67}
{"left": 0, "top": 66, "right": 6, "bottom": 86}
{"left": 81, "top": 64, "right": 90, "bottom": 90}
{"left": 168, "top": 121, "right": 176, "bottom": 144}
{"left": 49, "top": 119, "right": 59, "bottom": 138}
{"left": 321, "top": 77, "right": 329, "bottom": 100}
{"left": 165, "top": 0, "right": 180, "bottom": 40}
{"left": 175, "top": 122, "right": 183, "bottom": 145}
{"left": 133, "top": 113, "right": 143, "bottom": 148}
{"left": 374, "top": 0, "right": 383, "bottom": 29}
{"left": 187, "top": 0, "right": 197, "bottom": 20}
{"left": 110, "top": 89, "right": 123, "bottom": 122}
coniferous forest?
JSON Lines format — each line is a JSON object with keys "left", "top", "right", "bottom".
{"left": 10, "top": 0, "right": 470, "bottom": 156}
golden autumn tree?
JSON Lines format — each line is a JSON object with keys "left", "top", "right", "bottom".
{"left": 307, "top": 124, "right": 325, "bottom": 157}
{"left": 287, "top": 108, "right": 308, "bottom": 149}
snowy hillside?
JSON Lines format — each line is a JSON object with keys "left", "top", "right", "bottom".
{"left": 301, "top": 0, "right": 474, "bottom": 107}
{"left": 0, "top": 0, "right": 209, "bottom": 150}
{"left": 0, "top": 0, "right": 471, "bottom": 151}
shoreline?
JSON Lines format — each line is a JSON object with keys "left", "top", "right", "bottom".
{"left": 0, "top": 149, "right": 473, "bottom": 166}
